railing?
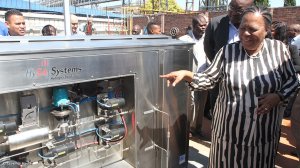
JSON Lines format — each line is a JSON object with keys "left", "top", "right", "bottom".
{"left": 0, "top": 0, "right": 122, "bottom": 18}
{"left": 0, "top": 0, "right": 128, "bottom": 36}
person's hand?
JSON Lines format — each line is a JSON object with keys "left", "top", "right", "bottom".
{"left": 160, "top": 70, "right": 193, "bottom": 87}
{"left": 257, "top": 93, "right": 281, "bottom": 115}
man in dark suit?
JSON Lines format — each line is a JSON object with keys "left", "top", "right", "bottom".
{"left": 204, "top": 0, "right": 254, "bottom": 118}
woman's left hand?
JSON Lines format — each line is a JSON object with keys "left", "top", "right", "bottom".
{"left": 257, "top": 93, "right": 281, "bottom": 115}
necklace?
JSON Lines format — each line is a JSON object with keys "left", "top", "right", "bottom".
{"left": 244, "top": 42, "right": 264, "bottom": 58}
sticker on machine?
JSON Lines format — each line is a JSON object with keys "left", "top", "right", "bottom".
{"left": 179, "top": 154, "right": 186, "bottom": 164}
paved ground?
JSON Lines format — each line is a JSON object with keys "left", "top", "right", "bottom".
{"left": 188, "top": 117, "right": 300, "bottom": 168}
{"left": 276, "top": 118, "right": 299, "bottom": 168}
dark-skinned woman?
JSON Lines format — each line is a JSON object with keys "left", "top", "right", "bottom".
{"left": 161, "top": 6, "right": 299, "bottom": 168}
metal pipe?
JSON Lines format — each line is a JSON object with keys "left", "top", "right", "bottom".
{"left": 8, "top": 127, "right": 49, "bottom": 151}
{"left": 161, "top": 14, "right": 165, "bottom": 34}
{"left": 1, "top": 132, "right": 69, "bottom": 161}
{"left": 0, "top": 145, "right": 45, "bottom": 161}
{"left": 63, "top": 0, "right": 71, "bottom": 36}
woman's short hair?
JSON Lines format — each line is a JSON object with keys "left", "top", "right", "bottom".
{"left": 272, "top": 21, "right": 288, "bottom": 43}
{"left": 243, "top": 6, "right": 272, "bottom": 30}
{"left": 42, "top": 24, "right": 56, "bottom": 36}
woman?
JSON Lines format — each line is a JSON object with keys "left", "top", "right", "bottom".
{"left": 161, "top": 6, "right": 299, "bottom": 168}
{"left": 42, "top": 24, "right": 57, "bottom": 36}
{"left": 271, "top": 21, "right": 288, "bottom": 43}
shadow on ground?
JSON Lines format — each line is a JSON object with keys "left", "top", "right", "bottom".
{"left": 188, "top": 146, "right": 209, "bottom": 168}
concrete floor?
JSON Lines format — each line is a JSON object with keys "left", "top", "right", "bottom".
{"left": 276, "top": 118, "right": 299, "bottom": 168}
{"left": 188, "top": 117, "right": 300, "bottom": 168}
{"left": 188, "top": 137, "right": 210, "bottom": 168}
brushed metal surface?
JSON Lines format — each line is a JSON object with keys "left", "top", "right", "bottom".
{"left": 0, "top": 36, "right": 193, "bottom": 168}
{"left": 8, "top": 127, "right": 49, "bottom": 151}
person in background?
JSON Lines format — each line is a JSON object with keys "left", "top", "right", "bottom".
{"left": 273, "top": 22, "right": 300, "bottom": 71}
{"left": 83, "top": 18, "right": 95, "bottom": 35}
{"left": 5, "top": 9, "right": 26, "bottom": 36}
{"left": 271, "top": 21, "right": 288, "bottom": 43}
{"left": 204, "top": 0, "right": 254, "bottom": 118}
{"left": 42, "top": 24, "right": 57, "bottom": 36}
{"left": 284, "top": 23, "right": 300, "bottom": 163}
{"left": 70, "top": 14, "right": 85, "bottom": 36}
{"left": 0, "top": 21, "right": 8, "bottom": 36}
{"left": 146, "top": 22, "right": 161, "bottom": 35}
{"left": 287, "top": 24, "right": 300, "bottom": 51}
{"left": 132, "top": 25, "right": 141, "bottom": 35}
{"left": 161, "top": 6, "right": 299, "bottom": 168}
{"left": 271, "top": 21, "right": 300, "bottom": 118}
{"left": 179, "top": 14, "right": 209, "bottom": 137}
{"left": 185, "top": 25, "right": 192, "bottom": 35}
{"left": 290, "top": 83, "right": 300, "bottom": 166}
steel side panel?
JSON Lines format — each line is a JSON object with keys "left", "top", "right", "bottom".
{"left": 135, "top": 51, "right": 159, "bottom": 168}
{"left": 161, "top": 49, "right": 192, "bottom": 168}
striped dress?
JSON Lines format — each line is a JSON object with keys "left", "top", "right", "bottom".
{"left": 189, "top": 38, "right": 299, "bottom": 168}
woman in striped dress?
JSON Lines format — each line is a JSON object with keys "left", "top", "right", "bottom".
{"left": 161, "top": 6, "right": 299, "bottom": 168}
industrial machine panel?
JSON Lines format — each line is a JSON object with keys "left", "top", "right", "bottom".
{"left": 0, "top": 36, "right": 193, "bottom": 168}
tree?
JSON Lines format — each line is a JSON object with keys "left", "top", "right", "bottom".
{"left": 284, "top": 0, "right": 296, "bottom": 6}
{"left": 142, "top": 0, "right": 184, "bottom": 14}
{"left": 254, "top": 0, "right": 270, "bottom": 6}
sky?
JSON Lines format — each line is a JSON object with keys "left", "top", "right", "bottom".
{"left": 176, "top": 0, "right": 300, "bottom": 9}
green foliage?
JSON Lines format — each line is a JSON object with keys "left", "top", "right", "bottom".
{"left": 284, "top": 0, "right": 296, "bottom": 6}
{"left": 254, "top": 0, "right": 270, "bottom": 7}
{"left": 143, "top": 0, "right": 184, "bottom": 14}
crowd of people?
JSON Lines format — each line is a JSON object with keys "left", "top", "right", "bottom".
{"left": 0, "top": 9, "right": 162, "bottom": 37}
{"left": 131, "top": 22, "right": 162, "bottom": 35}
{"left": 1, "top": 2, "right": 300, "bottom": 167}
{"left": 0, "top": 9, "right": 97, "bottom": 36}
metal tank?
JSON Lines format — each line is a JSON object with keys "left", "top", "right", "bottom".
{"left": 0, "top": 35, "right": 193, "bottom": 168}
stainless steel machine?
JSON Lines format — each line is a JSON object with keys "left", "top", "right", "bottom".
{"left": 0, "top": 35, "right": 193, "bottom": 168}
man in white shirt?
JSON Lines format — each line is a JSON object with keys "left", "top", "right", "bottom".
{"left": 132, "top": 25, "right": 141, "bottom": 35}
{"left": 288, "top": 24, "right": 300, "bottom": 52}
{"left": 179, "top": 14, "right": 209, "bottom": 137}
{"left": 71, "top": 14, "right": 85, "bottom": 36}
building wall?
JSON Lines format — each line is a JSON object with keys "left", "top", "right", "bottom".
{"left": 133, "top": 6, "right": 300, "bottom": 37}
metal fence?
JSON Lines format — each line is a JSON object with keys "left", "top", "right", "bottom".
{"left": 0, "top": 0, "right": 128, "bottom": 36}
{"left": 0, "top": 0, "right": 123, "bottom": 18}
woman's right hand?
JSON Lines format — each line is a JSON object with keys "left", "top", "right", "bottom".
{"left": 160, "top": 70, "right": 193, "bottom": 87}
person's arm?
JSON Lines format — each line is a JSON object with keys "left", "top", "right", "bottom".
{"left": 160, "top": 70, "right": 194, "bottom": 87}
{"left": 189, "top": 47, "right": 224, "bottom": 90}
{"left": 257, "top": 43, "right": 299, "bottom": 115}
{"left": 278, "top": 45, "right": 299, "bottom": 100}
{"left": 161, "top": 47, "right": 225, "bottom": 90}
